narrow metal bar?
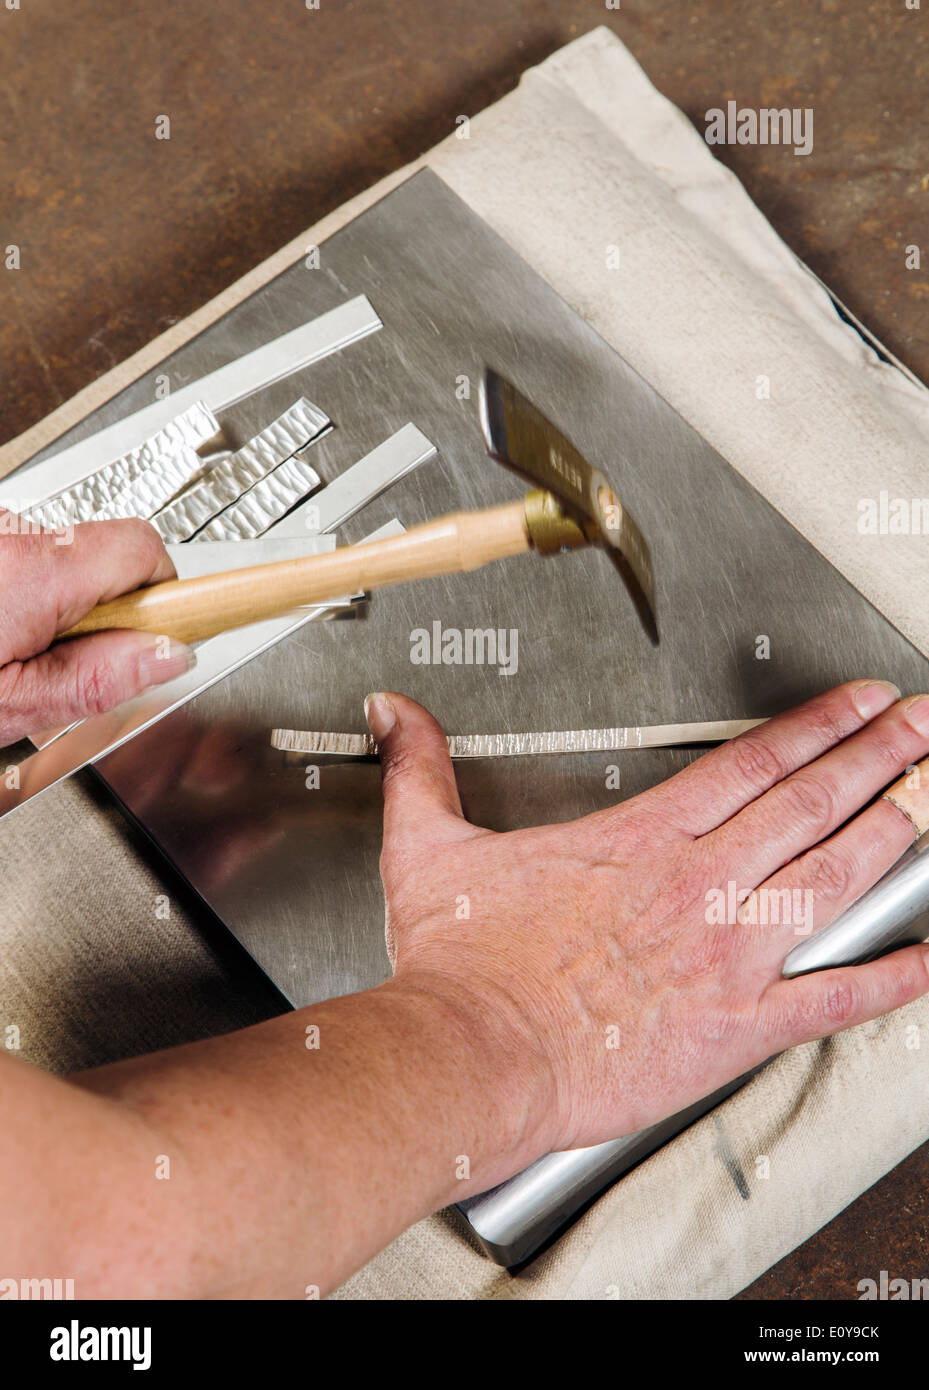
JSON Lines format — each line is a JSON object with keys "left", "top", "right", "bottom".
{"left": 195, "top": 455, "right": 323, "bottom": 541}
{"left": 10, "top": 296, "right": 381, "bottom": 504}
{"left": 270, "top": 718, "right": 766, "bottom": 759}
{"left": 91, "top": 445, "right": 208, "bottom": 521}
{"left": 153, "top": 398, "right": 330, "bottom": 543}
{"left": 274, "top": 422, "right": 437, "bottom": 537}
{"left": 18, "top": 402, "right": 221, "bottom": 527}
{"left": 5, "top": 427, "right": 435, "bottom": 816}
{"left": 166, "top": 535, "right": 335, "bottom": 582}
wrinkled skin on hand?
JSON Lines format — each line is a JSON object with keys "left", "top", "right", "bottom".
{"left": 368, "top": 683, "right": 929, "bottom": 1154}
{"left": 0, "top": 514, "right": 190, "bottom": 745}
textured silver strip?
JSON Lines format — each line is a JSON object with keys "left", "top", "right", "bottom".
{"left": 270, "top": 719, "right": 767, "bottom": 759}
{"left": 23, "top": 402, "right": 220, "bottom": 528}
{"left": 8, "top": 520, "right": 416, "bottom": 812}
{"left": 274, "top": 423, "right": 436, "bottom": 538}
{"left": 15, "top": 297, "right": 381, "bottom": 506}
{"left": 11, "top": 428, "right": 432, "bottom": 791}
{"left": 152, "top": 398, "right": 330, "bottom": 543}
{"left": 195, "top": 455, "right": 322, "bottom": 541}
{"left": 92, "top": 444, "right": 208, "bottom": 521}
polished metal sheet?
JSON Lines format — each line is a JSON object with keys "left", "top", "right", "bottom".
{"left": 9, "top": 171, "right": 929, "bottom": 1267}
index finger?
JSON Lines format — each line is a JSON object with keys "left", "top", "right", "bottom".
{"left": 0, "top": 516, "right": 176, "bottom": 663}
{"left": 641, "top": 679, "right": 901, "bottom": 839}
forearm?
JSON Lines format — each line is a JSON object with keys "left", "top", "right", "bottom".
{"left": 67, "top": 975, "right": 547, "bottom": 1297}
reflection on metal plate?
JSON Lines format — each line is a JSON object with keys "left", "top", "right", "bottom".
{"left": 153, "top": 398, "right": 330, "bottom": 543}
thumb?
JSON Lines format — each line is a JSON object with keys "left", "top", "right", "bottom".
{"left": 0, "top": 630, "right": 195, "bottom": 741}
{"left": 364, "top": 691, "right": 466, "bottom": 845}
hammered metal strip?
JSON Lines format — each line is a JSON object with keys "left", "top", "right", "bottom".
{"left": 152, "top": 398, "right": 329, "bottom": 543}
{"left": 16, "top": 296, "right": 380, "bottom": 506}
{"left": 195, "top": 455, "right": 323, "bottom": 542}
{"left": 270, "top": 719, "right": 767, "bottom": 759}
{"left": 24, "top": 402, "right": 220, "bottom": 528}
{"left": 92, "top": 444, "right": 209, "bottom": 521}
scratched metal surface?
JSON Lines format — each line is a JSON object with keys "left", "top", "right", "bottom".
{"left": 24, "top": 170, "right": 929, "bottom": 1009}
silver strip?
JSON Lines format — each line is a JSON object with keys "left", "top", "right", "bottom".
{"left": 153, "top": 398, "right": 330, "bottom": 543}
{"left": 166, "top": 535, "right": 336, "bottom": 581}
{"left": 91, "top": 444, "right": 207, "bottom": 521}
{"left": 195, "top": 455, "right": 323, "bottom": 542}
{"left": 11, "top": 296, "right": 381, "bottom": 505}
{"left": 5, "top": 428, "right": 435, "bottom": 815}
{"left": 270, "top": 719, "right": 766, "bottom": 759}
{"left": 19, "top": 402, "right": 220, "bottom": 527}
{"left": 274, "top": 422, "right": 436, "bottom": 538}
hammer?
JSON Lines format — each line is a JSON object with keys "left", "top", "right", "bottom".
{"left": 62, "top": 370, "right": 658, "bottom": 647}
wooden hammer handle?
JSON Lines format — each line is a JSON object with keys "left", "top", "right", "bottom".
{"left": 61, "top": 499, "right": 532, "bottom": 646}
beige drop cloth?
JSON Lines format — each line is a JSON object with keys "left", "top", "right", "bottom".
{"left": 2, "top": 28, "right": 929, "bottom": 1299}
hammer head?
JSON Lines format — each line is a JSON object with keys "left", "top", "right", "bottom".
{"left": 479, "top": 368, "right": 658, "bottom": 644}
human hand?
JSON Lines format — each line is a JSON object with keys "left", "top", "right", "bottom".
{"left": 366, "top": 681, "right": 929, "bottom": 1159}
{"left": 0, "top": 513, "right": 193, "bottom": 745}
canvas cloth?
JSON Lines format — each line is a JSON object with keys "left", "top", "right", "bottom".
{"left": 2, "top": 27, "right": 928, "bottom": 1300}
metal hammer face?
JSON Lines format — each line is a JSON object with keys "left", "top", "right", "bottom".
{"left": 479, "top": 368, "right": 658, "bottom": 643}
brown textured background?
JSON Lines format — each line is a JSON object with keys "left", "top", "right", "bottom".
{"left": 1, "top": 0, "right": 927, "bottom": 1297}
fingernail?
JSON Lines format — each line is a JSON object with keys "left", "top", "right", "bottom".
{"left": 852, "top": 680, "right": 901, "bottom": 720}
{"left": 903, "top": 695, "right": 929, "bottom": 737}
{"left": 138, "top": 637, "right": 197, "bottom": 688}
{"left": 364, "top": 692, "right": 396, "bottom": 741}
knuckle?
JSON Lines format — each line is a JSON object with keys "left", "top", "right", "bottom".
{"left": 779, "top": 772, "right": 835, "bottom": 836}
{"left": 730, "top": 732, "right": 791, "bottom": 796}
{"left": 811, "top": 701, "right": 855, "bottom": 746}
{"left": 818, "top": 977, "right": 859, "bottom": 1028}
{"left": 697, "top": 1002, "right": 747, "bottom": 1045}
{"left": 802, "top": 843, "right": 853, "bottom": 903}
{"left": 380, "top": 746, "right": 418, "bottom": 794}
{"left": 74, "top": 656, "right": 120, "bottom": 717}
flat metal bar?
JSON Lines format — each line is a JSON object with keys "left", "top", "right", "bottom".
{"left": 166, "top": 535, "right": 336, "bottom": 581}
{"left": 195, "top": 455, "right": 323, "bottom": 541}
{"left": 17, "top": 402, "right": 220, "bottom": 526}
{"left": 152, "top": 398, "right": 330, "bottom": 543}
{"left": 270, "top": 718, "right": 766, "bottom": 759}
{"left": 4, "top": 426, "right": 434, "bottom": 816}
{"left": 274, "top": 422, "right": 436, "bottom": 537}
{"left": 8, "top": 522, "right": 405, "bottom": 807}
{"left": 10, "top": 296, "right": 381, "bottom": 505}
{"left": 91, "top": 444, "right": 208, "bottom": 521}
